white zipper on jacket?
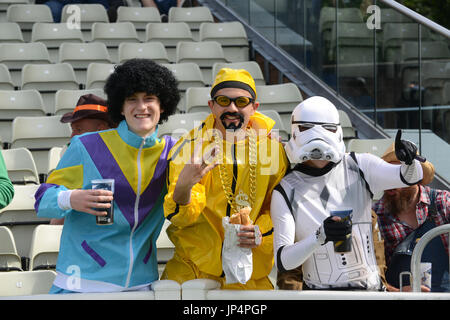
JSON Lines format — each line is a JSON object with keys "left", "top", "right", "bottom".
{"left": 125, "top": 138, "right": 144, "bottom": 288}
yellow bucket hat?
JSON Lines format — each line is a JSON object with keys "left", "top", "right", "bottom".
{"left": 211, "top": 68, "right": 257, "bottom": 99}
{"left": 381, "top": 142, "right": 435, "bottom": 185}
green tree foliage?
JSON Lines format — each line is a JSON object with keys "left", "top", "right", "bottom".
{"left": 401, "top": 0, "right": 450, "bottom": 29}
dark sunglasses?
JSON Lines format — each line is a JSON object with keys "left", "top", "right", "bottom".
{"left": 292, "top": 121, "right": 338, "bottom": 133}
{"left": 212, "top": 95, "right": 254, "bottom": 108}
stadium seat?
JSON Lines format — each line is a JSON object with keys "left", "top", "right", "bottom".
{"left": 0, "top": 226, "right": 22, "bottom": 271}
{"left": 10, "top": 115, "right": 71, "bottom": 177}
{"left": 199, "top": 21, "right": 249, "bottom": 63}
{"left": 346, "top": 138, "right": 393, "bottom": 158}
{"left": 184, "top": 86, "right": 211, "bottom": 114}
{"left": 0, "top": 90, "right": 46, "bottom": 144}
{"left": 118, "top": 42, "right": 169, "bottom": 64}
{"left": 0, "top": 270, "right": 56, "bottom": 296}
{"left": 0, "top": 64, "right": 14, "bottom": 90}
{"left": 117, "top": 6, "right": 161, "bottom": 41}
{"left": 162, "top": 62, "right": 206, "bottom": 112}
{"left": 1, "top": 148, "right": 39, "bottom": 185}
{"left": 31, "top": 22, "right": 84, "bottom": 63}
{"left": 158, "top": 112, "right": 210, "bottom": 138}
{"left": 54, "top": 88, "right": 105, "bottom": 116}
{"left": 61, "top": 3, "right": 109, "bottom": 41}
{"left": 168, "top": 6, "right": 214, "bottom": 41}
{"left": 85, "top": 62, "right": 116, "bottom": 89}
{"left": 0, "top": 0, "right": 28, "bottom": 21}
{"left": 47, "top": 146, "right": 63, "bottom": 174}
{"left": 58, "top": 42, "right": 112, "bottom": 86}
{"left": 338, "top": 109, "right": 357, "bottom": 147}
{"left": 0, "top": 42, "right": 51, "bottom": 87}
{"left": 176, "top": 41, "right": 228, "bottom": 85}
{"left": 6, "top": 4, "right": 53, "bottom": 41}
{"left": 21, "top": 63, "right": 79, "bottom": 114}
{"left": 145, "top": 22, "right": 194, "bottom": 63}
{"left": 255, "top": 83, "right": 303, "bottom": 130}
{"left": 156, "top": 219, "right": 175, "bottom": 277}
{"left": 212, "top": 61, "right": 266, "bottom": 86}
{"left": 91, "top": 22, "right": 140, "bottom": 63}
{"left": 259, "top": 110, "right": 289, "bottom": 141}
{"left": 0, "top": 184, "right": 49, "bottom": 259}
{"left": 0, "top": 22, "right": 24, "bottom": 43}
{"left": 29, "top": 224, "right": 63, "bottom": 271}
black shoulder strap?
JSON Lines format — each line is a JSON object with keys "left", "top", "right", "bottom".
{"left": 274, "top": 184, "right": 294, "bottom": 219}
{"left": 349, "top": 152, "right": 374, "bottom": 199}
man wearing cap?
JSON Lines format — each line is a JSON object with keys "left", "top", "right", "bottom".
{"left": 162, "top": 68, "right": 288, "bottom": 289}
{"left": 374, "top": 143, "right": 449, "bottom": 292}
{"left": 60, "top": 93, "right": 116, "bottom": 139}
{"left": 49, "top": 94, "right": 117, "bottom": 226}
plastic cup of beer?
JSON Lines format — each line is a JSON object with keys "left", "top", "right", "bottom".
{"left": 91, "top": 179, "right": 114, "bottom": 225}
{"left": 420, "top": 262, "right": 432, "bottom": 290}
{"left": 330, "top": 208, "right": 353, "bottom": 253}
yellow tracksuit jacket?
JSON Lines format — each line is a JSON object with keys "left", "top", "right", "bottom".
{"left": 162, "top": 112, "right": 288, "bottom": 289}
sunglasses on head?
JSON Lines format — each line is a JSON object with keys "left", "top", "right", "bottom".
{"left": 292, "top": 121, "right": 338, "bottom": 133}
{"left": 212, "top": 95, "right": 254, "bottom": 108}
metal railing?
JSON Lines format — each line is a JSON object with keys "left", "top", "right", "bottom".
{"left": 410, "top": 224, "right": 450, "bottom": 292}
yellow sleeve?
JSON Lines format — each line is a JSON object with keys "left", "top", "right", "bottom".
{"left": 163, "top": 137, "right": 207, "bottom": 228}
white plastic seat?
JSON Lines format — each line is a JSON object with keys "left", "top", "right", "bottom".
{"left": 0, "top": 22, "right": 24, "bottom": 43}
{"left": 118, "top": 42, "right": 169, "bottom": 64}
{"left": 0, "top": 64, "right": 14, "bottom": 90}
{"left": 0, "top": 90, "right": 46, "bottom": 144}
{"left": 161, "top": 62, "right": 205, "bottom": 112}
{"left": 0, "top": 43, "right": 51, "bottom": 87}
{"left": 6, "top": 4, "right": 53, "bottom": 41}
{"left": 168, "top": 6, "right": 214, "bottom": 41}
{"left": 61, "top": 4, "right": 109, "bottom": 41}
{"left": 0, "top": 184, "right": 49, "bottom": 259}
{"left": 1, "top": 148, "right": 39, "bottom": 185}
{"left": 10, "top": 116, "right": 71, "bottom": 176}
{"left": 184, "top": 86, "right": 211, "bottom": 114}
{"left": 145, "top": 22, "right": 193, "bottom": 62}
{"left": 212, "top": 61, "right": 265, "bottom": 86}
{"left": 29, "top": 224, "right": 63, "bottom": 271}
{"left": 21, "top": 63, "right": 79, "bottom": 114}
{"left": 0, "top": 226, "right": 22, "bottom": 271}
{"left": 346, "top": 138, "right": 393, "bottom": 158}
{"left": 31, "top": 22, "right": 84, "bottom": 63}
{"left": 47, "top": 146, "right": 63, "bottom": 174}
{"left": 259, "top": 110, "right": 289, "bottom": 141}
{"left": 54, "top": 88, "right": 105, "bottom": 116}
{"left": 199, "top": 22, "right": 249, "bottom": 62}
{"left": 91, "top": 22, "right": 140, "bottom": 63}
{"left": 338, "top": 109, "right": 357, "bottom": 145}
{"left": 85, "top": 62, "right": 116, "bottom": 89}
{"left": 0, "top": 270, "right": 56, "bottom": 296}
{"left": 158, "top": 112, "right": 210, "bottom": 139}
{"left": 255, "top": 83, "right": 303, "bottom": 129}
{"left": 59, "top": 42, "right": 112, "bottom": 85}
{"left": 117, "top": 6, "right": 160, "bottom": 41}
{"left": 176, "top": 41, "right": 228, "bottom": 85}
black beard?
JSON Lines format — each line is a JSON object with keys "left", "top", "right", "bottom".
{"left": 220, "top": 112, "right": 244, "bottom": 131}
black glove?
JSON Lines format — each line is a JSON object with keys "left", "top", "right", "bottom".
{"left": 395, "top": 129, "right": 418, "bottom": 165}
{"left": 323, "top": 216, "right": 352, "bottom": 244}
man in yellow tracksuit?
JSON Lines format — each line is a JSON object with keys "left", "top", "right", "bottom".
{"left": 162, "top": 68, "right": 288, "bottom": 289}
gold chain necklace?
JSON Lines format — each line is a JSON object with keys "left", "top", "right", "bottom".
{"left": 213, "top": 128, "right": 257, "bottom": 214}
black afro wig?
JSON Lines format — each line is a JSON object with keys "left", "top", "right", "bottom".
{"left": 104, "top": 59, "right": 180, "bottom": 124}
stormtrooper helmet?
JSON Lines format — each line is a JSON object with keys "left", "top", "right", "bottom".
{"left": 285, "top": 96, "right": 346, "bottom": 164}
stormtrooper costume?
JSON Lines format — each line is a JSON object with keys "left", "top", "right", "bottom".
{"left": 271, "top": 96, "right": 423, "bottom": 290}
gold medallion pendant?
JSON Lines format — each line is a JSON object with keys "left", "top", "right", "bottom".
{"left": 214, "top": 128, "right": 257, "bottom": 216}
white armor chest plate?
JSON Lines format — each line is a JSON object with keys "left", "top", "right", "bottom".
{"left": 281, "top": 155, "right": 381, "bottom": 289}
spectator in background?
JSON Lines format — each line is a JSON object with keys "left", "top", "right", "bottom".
{"left": 374, "top": 143, "right": 449, "bottom": 292}
{"left": 34, "top": 59, "right": 179, "bottom": 293}
{"left": 140, "top": 0, "right": 188, "bottom": 21}
{"left": 44, "top": 0, "right": 110, "bottom": 23}
{"left": 50, "top": 93, "right": 116, "bottom": 225}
